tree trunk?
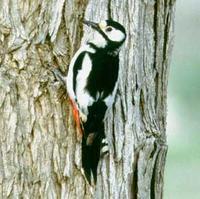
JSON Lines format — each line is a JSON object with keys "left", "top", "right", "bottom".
{"left": 0, "top": 0, "right": 175, "bottom": 198}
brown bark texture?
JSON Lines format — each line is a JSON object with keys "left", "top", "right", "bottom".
{"left": 0, "top": 0, "right": 175, "bottom": 198}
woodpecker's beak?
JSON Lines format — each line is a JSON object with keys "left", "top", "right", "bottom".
{"left": 83, "top": 20, "right": 100, "bottom": 31}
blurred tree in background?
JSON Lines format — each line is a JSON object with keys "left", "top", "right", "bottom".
{"left": 165, "top": 0, "right": 200, "bottom": 198}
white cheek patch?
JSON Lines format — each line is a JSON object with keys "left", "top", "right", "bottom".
{"left": 107, "top": 29, "right": 125, "bottom": 43}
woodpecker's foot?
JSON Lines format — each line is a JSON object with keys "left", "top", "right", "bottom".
{"left": 100, "top": 138, "right": 109, "bottom": 157}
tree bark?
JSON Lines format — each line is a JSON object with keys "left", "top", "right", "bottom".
{"left": 0, "top": 0, "right": 175, "bottom": 198}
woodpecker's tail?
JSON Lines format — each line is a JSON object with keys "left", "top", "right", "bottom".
{"left": 82, "top": 125, "right": 109, "bottom": 184}
{"left": 81, "top": 100, "right": 108, "bottom": 184}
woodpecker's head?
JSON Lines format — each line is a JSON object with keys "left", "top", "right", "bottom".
{"left": 84, "top": 19, "right": 126, "bottom": 50}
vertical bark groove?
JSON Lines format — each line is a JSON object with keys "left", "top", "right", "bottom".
{"left": 153, "top": 0, "right": 158, "bottom": 70}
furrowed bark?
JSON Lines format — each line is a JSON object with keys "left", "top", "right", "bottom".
{"left": 0, "top": 0, "right": 175, "bottom": 198}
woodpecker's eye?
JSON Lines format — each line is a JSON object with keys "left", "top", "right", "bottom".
{"left": 106, "top": 27, "right": 112, "bottom": 32}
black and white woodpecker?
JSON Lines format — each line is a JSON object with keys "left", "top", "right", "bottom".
{"left": 66, "top": 19, "right": 126, "bottom": 184}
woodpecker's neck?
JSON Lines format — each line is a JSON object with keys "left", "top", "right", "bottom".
{"left": 87, "top": 40, "right": 121, "bottom": 57}
{"left": 87, "top": 30, "right": 123, "bottom": 55}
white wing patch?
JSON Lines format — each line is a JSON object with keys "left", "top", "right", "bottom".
{"left": 76, "top": 53, "right": 95, "bottom": 115}
{"left": 66, "top": 45, "right": 95, "bottom": 102}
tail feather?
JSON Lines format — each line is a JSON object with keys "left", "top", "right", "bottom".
{"left": 82, "top": 129, "right": 108, "bottom": 184}
{"left": 82, "top": 137, "right": 92, "bottom": 184}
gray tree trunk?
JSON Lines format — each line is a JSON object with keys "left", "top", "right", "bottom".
{"left": 0, "top": 0, "right": 175, "bottom": 198}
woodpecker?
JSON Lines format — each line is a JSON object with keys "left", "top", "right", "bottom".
{"left": 66, "top": 19, "right": 126, "bottom": 184}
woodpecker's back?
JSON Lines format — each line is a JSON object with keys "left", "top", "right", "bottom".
{"left": 66, "top": 19, "right": 126, "bottom": 184}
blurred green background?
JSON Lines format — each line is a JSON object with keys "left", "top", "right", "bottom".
{"left": 165, "top": 0, "right": 200, "bottom": 198}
